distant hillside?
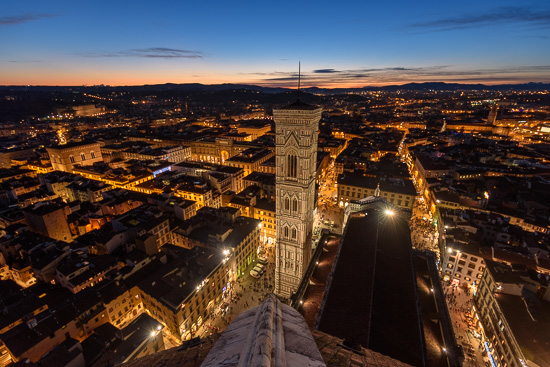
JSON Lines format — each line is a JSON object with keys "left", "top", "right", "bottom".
{"left": 1, "top": 82, "right": 549, "bottom": 94}
{"left": 305, "top": 82, "right": 550, "bottom": 94}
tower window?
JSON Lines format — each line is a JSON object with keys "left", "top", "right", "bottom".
{"left": 291, "top": 228, "right": 297, "bottom": 239}
{"left": 285, "top": 197, "right": 290, "bottom": 210}
{"left": 81, "top": 153, "right": 86, "bottom": 161}
{"left": 287, "top": 154, "right": 297, "bottom": 178}
{"left": 292, "top": 198, "right": 298, "bottom": 212}
{"left": 284, "top": 226, "right": 289, "bottom": 238}
{"left": 69, "top": 156, "right": 75, "bottom": 163}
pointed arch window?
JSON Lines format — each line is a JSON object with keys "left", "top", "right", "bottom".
{"left": 287, "top": 154, "right": 297, "bottom": 178}
{"left": 292, "top": 198, "right": 298, "bottom": 212}
{"left": 284, "top": 226, "right": 289, "bottom": 238}
{"left": 284, "top": 197, "right": 290, "bottom": 210}
{"left": 291, "top": 228, "right": 297, "bottom": 239}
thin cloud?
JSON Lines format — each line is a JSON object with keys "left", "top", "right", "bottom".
{"left": 78, "top": 47, "right": 204, "bottom": 59}
{"left": 410, "top": 7, "right": 550, "bottom": 31}
{"left": 2, "top": 60, "right": 42, "bottom": 63}
{"left": 313, "top": 69, "right": 341, "bottom": 73}
{"left": 0, "top": 14, "right": 57, "bottom": 26}
{"left": 250, "top": 65, "right": 550, "bottom": 87}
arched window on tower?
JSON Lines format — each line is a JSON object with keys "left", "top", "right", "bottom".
{"left": 284, "top": 226, "right": 289, "bottom": 238}
{"left": 291, "top": 228, "right": 297, "bottom": 239}
{"left": 287, "top": 154, "right": 297, "bottom": 178}
{"left": 292, "top": 198, "right": 298, "bottom": 212}
{"left": 284, "top": 197, "right": 290, "bottom": 210}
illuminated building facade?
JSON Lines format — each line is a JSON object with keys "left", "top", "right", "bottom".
{"left": 46, "top": 141, "right": 103, "bottom": 172}
{"left": 474, "top": 260, "right": 550, "bottom": 367}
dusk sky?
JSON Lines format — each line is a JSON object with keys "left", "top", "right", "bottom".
{"left": 2, "top": 0, "right": 550, "bottom": 87}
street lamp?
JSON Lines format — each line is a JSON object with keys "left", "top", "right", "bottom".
{"left": 385, "top": 209, "right": 394, "bottom": 216}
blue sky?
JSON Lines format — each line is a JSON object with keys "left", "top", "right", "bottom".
{"left": 1, "top": 0, "right": 549, "bottom": 86}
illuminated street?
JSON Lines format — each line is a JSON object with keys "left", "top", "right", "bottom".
{"left": 443, "top": 283, "right": 488, "bottom": 366}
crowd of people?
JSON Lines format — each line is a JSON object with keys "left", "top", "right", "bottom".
{"left": 442, "top": 282, "right": 488, "bottom": 366}
{"left": 410, "top": 200, "right": 438, "bottom": 252}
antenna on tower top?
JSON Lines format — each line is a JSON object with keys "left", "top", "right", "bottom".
{"left": 297, "top": 61, "right": 301, "bottom": 101}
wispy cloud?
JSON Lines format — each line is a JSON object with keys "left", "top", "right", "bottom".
{"left": 313, "top": 69, "right": 340, "bottom": 73}
{"left": 0, "top": 14, "right": 56, "bottom": 26}
{"left": 78, "top": 47, "right": 204, "bottom": 59}
{"left": 1, "top": 60, "right": 42, "bottom": 63}
{"left": 410, "top": 7, "right": 550, "bottom": 31}
{"left": 248, "top": 65, "right": 550, "bottom": 87}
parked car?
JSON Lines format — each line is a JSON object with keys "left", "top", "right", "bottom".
{"left": 254, "top": 264, "right": 265, "bottom": 274}
{"left": 258, "top": 256, "right": 268, "bottom": 265}
{"left": 250, "top": 269, "right": 260, "bottom": 278}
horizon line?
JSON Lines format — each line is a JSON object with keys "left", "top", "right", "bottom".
{"left": 1, "top": 80, "right": 549, "bottom": 89}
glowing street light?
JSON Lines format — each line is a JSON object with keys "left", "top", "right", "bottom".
{"left": 385, "top": 209, "right": 394, "bottom": 216}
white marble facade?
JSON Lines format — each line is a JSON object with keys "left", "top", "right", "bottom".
{"left": 273, "top": 102, "right": 322, "bottom": 299}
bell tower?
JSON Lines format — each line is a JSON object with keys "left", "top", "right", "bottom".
{"left": 274, "top": 100, "right": 321, "bottom": 299}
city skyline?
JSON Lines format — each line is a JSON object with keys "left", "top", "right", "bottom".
{"left": 2, "top": 0, "right": 550, "bottom": 87}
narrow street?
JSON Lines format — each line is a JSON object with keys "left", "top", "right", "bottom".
{"left": 410, "top": 197, "right": 439, "bottom": 253}
{"left": 194, "top": 245, "right": 277, "bottom": 338}
{"left": 443, "top": 283, "right": 490, "bottom": 366}
{"left": 316, "top": 162, "right": 344, "bottom": 234}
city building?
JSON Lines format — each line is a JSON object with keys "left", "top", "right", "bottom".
{"left": 441, "top": 243, "right": 486, "bottom": 287}
{"left": 243, "top": 171, "right": 275, "bottom": 200}
{"left": 190, "top": 138, "right": 254, "bottom": 164}
{"left": 337, "top": 173, "right": 416, "bottom": 211}
{"left": 0, "top": 147, "right": 38, "bottom": 169}
{"left": 236, "top": 120, "right": 271, "bottom": 141}
{"left": 171, "top": 207, "right": 261, "bottom": 278}
{"left": 55, "top": 104, "right": 105, "bottom": 117}
{"left": 46, "top": 141, "right": 103, "bottom": 172}
{"left": 90, "top": 314, "right": 164, "bottom": 366}
{"left": 112, "top": 205, "right": 171, "bottom": 253}
{"left": 118, "top": 145, "right": 191, "bottom": 163}
{"left": 225, "top": 148, "right": 274, "bottom": 177}
{"left": 22, "top": 201, "right": 73, "bottom": 242}
{"left": 55, "top": 255, "right": 119, "bottom": 294}
{"left": 474, "top": 260, "right": 550, "bottom": 367}
{"left": 134, "top": 247, "right": 232, "bottom": 342}
{"left": 274, "top": 100, "right": 321, "bottom": 299}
